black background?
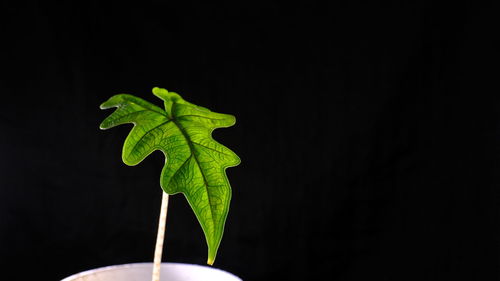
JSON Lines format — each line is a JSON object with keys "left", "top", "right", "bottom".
{"left": 1, "top": 1, "right": 498, "bottom": 281}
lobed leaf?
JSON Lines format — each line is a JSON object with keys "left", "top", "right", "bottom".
{"left": 100, "top": 87, "right": 240, "bottom": 264}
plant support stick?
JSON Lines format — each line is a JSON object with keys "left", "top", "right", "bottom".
{"left": 152, "top": 191, "right": 169, "bottom": 281}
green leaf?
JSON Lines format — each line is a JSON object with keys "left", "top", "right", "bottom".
{"left": 99, "top": 87, "right": 240, "bottom": 265}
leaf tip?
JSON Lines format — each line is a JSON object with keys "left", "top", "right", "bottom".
{"left": 233, "top": 155, "right": 242, "bottom": 167}
{"left": 99, "top": 96, "right": 118, "bottom": 110}
{"left": 99, "top": 119, "right": 111, "bottom": 130}
{"left": 153, "top": 87, "right": 184, "bottom": 104}
{"left": 228, "top": 114, "right": 237, "bottom": 126}
{"left": 207, "top": 247, "right": 218, "bottom": 266}
{"left": 99, "top": 102, "right": 109, "bottom": 110}
{"left": 121, "top": 154, "right": 139, "bottom": 167}
{"left": 152, "top": 87, "right": 168, "bottom": 99}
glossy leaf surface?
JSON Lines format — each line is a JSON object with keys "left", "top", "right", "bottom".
{"left": 100, "top": 87, "right": 240, "bottom": 265}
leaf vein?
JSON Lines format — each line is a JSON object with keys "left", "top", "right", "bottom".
{"left": 167, "top": 155, "right": 193, "bottom": 190}
{"left": 192, "top": 142, "right": 231, "bottom": 156}
{"left": 127, "top": 119, "right": 173, "bottom": 159}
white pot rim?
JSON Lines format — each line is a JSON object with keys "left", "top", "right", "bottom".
{"left": 61, "top": 262, "right": 242, "bottom": 281}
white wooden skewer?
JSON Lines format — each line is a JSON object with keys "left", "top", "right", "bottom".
{"left": 152, "top": 191, "right": 169, "bottom": 281}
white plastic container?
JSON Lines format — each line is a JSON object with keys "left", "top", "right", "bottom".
{"left": 61, "top": 262, "right": 242, "bottom": 281}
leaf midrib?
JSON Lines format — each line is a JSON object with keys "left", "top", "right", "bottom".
{"left": 172, "top": 118, "right": 216, "bottom": 224}
{"left": 171, "top": 104, "right": 216, "bottom": 232}
{"left": 126, "top": 103, "right": 218, "bottom": 233}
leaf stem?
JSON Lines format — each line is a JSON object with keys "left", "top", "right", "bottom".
{"left": 152, "top": 191, "right": 169, "bottom": 281}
